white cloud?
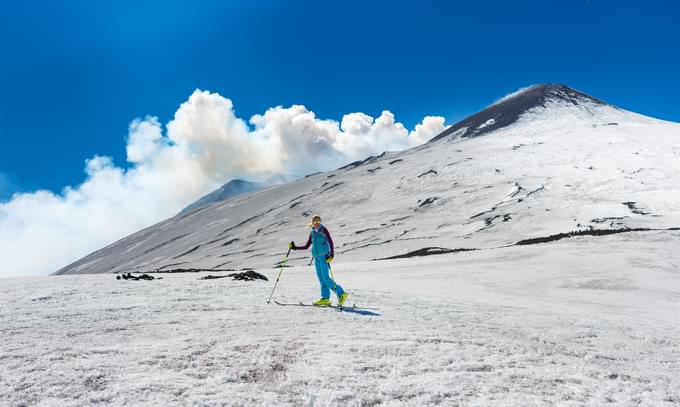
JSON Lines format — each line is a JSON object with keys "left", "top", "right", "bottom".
{"left": 126, "top": 116, "right": 165, "bottom": 164}
{"left": 0, "top": 89, "right": 446, "bottom": 278}
{"left": 409, "top": 116, "right": 448, "bottom": 145}
{"left": 249, "top": 104, "right": 346, "bottom": 177}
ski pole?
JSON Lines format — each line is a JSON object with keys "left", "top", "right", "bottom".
{"left": 329, "top": 263, "right": 337, "bottom": 290}
{"left": 267, "top": 248, "right": 291, "bottom": 304}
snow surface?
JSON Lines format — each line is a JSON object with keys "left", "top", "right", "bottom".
{"left": 2, "top": 239, "right": 678, "bottom": 406}
{"left": 477, "top": 118, "right": 496, "bottom": 130}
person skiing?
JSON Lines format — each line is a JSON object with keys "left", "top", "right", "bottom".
{"left": 289, "top": 215, "right": 349, "bottom": 306}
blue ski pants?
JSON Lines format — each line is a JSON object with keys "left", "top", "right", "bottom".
{"left": 314, "top": 256, "right": 344, "bottom": 299}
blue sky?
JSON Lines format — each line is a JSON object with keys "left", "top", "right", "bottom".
{"left": 1, "top": 0, "right": 679, "bottom": 199}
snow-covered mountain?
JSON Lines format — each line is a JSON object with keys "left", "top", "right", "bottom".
{"left": 179, "top": 175, "right": 292, "bottom": 216}
{"left": 178, "top": 179, "right": 263, "bottom": 216}
{"left": 428, "top": 83, "right": 607, "bottom": 142}
{"left": 177, "top": 174, "right": 292, "bottom": 216}
{"left": 55, "top": 84, "right": 680, "bottom": 275}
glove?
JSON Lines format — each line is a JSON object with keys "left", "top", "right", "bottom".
{"left": 289, "top": 241, "right": 295, "bottom": 250}
{"left": 325, "top": 255, "right": 334, "bottom": 264}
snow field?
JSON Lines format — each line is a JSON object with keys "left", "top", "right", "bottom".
{"left": 2, "top": 236, "right": 678, "bottom": 406}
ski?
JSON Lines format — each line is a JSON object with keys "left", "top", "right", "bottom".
{"left": 273, "top": 300, "right": 380, "bottom": 311}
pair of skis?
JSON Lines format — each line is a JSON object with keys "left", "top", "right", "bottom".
{"left": 273, "top": 300, "right": 379, "bottom": 312}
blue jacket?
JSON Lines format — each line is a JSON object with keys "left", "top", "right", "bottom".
{"left": 295, "top": 225, "right": 335, "bottom": 259}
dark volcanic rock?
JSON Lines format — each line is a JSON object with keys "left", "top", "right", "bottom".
{"left": 375, "top": 247, "right": 476, "bottom": 260}
{"left": 201, "top": 270, "right": 268, "bottom": 281}
{"left": 515, "top": 228, "right": 652, "bottom": 246}
{"left": 116, "top": 273, "right": 159, "bottom": 281}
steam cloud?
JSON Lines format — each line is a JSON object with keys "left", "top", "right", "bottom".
{"left": 492, "top": 85, "right": 538, "bottom": 106}
{"left": 0, "top": 89, "right": 446, "bottom": 278}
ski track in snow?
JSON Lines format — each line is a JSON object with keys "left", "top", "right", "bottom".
{"left": 2, "top": 239, "right": 679, "bottom": 406}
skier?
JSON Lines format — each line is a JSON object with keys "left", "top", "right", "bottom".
{"left": 289, "top": 215, "right": 349, "bottom": 306}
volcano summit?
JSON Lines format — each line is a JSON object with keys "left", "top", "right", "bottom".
{"left": 429, "top": 83, "right": 608, "bottom": 142}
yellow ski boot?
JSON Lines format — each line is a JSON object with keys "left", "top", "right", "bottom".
{"left": 313, "top": 298, "right": 331, "bottom": 306}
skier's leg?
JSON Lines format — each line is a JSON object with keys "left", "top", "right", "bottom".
{"left": 314, "top": 257, "right": 330, "bottom": 299}
{"left": 317, "top": 257, "right": 344, "bottom": 297}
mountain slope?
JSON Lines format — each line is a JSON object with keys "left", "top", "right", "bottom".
{"left": 55, "top": 84, "right": 680, "bottom": 275}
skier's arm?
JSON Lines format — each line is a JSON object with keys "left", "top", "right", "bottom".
{"left": 294, "top": 233, "right": 312, "bottom": 250}
{"left": 322, "top": 228, "right": 335, "bottom": 257}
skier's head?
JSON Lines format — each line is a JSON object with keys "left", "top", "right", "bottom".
{"left": 310, "top": 215, "right": 321, "bottom": 229}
